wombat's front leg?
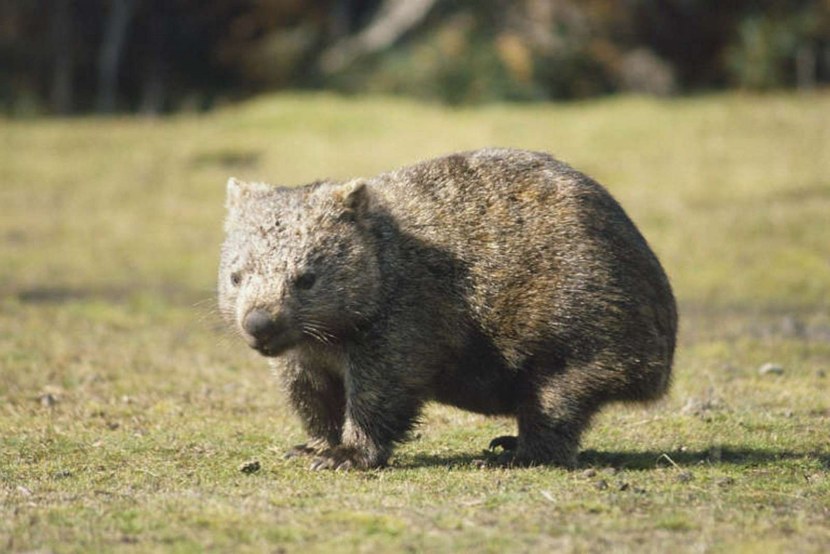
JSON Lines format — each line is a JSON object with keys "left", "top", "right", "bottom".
{"left": 309, "top": 357, "right": 423, "bottom": 470}
{"left": 282, "top": 366, "right": 345, "bottom": 458}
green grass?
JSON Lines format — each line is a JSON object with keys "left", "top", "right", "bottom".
{"left": 1, "top": 92, "right": 829, "bottom": 553}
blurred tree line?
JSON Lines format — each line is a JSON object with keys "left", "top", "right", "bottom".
{"left": 1, "top": 0, "right": 828, "bottom": 114}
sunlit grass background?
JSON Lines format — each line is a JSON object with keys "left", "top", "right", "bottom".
{"left": 1, "top": 92, "right": 829, "bottom": 552}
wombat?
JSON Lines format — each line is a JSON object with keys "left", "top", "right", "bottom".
{"left": 218, "top": 148, "right": 677, "bottom": 469}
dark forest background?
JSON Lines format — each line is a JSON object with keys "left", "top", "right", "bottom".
{"left": 2, "top": 0, "right": 829, "bottom": 115}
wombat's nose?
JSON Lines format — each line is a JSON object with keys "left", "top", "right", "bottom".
{"left": 242, "top": 308, "right": 278, "bottom": 340}
{"left": 241, "top": 308, "right": 295, "bottom": 357}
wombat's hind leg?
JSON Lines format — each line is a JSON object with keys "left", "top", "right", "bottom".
{"left": 507, "top": 367, "right": 605, "bottom": 468}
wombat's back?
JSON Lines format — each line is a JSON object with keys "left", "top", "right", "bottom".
{"left": 371, "top": 148, "right": 676, "bottom": 402}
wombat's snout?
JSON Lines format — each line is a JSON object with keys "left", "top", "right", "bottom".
{"left": 241, "top": 308, "right": 292, "bottom": 356}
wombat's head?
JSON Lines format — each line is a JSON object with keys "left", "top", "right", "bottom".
{"left": 218, "top": 177, "right": 381, "bottom": 357}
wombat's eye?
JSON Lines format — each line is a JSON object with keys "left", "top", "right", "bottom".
{"left": 230, "top": 271, "right": 242, "bottom": 287}
{"left": 337, "top": 210, "right": 356, "bottom": 223}
{"left": 294, "top": 272, "right": 317, "bottom": 291}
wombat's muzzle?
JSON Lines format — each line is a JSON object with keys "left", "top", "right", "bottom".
{"left": 241, "top": 308, "right": 296, "bottom": 357}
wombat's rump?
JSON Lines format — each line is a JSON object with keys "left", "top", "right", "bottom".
{"left": 218, "top": 148, "right": 677, "bottom": 469}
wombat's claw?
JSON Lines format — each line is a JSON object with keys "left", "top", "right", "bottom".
{"left": 309, "top": 447, "right": 361, "bottom": 471}
{"left": 490, "top": 450, "right": 541, "bottom": 468}
{"left": 310, "top": 457, "right": 352, "bottom": 471}
{"left": 285, "top": 443, "right": 319, "bottom": 459}
{"left": 489, "top": 435, "right": 518, "bottom": 452}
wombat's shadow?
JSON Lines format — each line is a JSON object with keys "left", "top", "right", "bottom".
{"left": 397, "top": 447, "right": 830, "bottom": 470}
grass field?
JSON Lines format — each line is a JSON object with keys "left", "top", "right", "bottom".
{"left": 1, "top": 92, "right": 829, "bottom": 553}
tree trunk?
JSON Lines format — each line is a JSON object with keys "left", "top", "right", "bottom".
{"left": 140, "top": 4, "right": 167, "bottom": 116}
{"left": 318, "top": 0, "right": 440, "bottom": 75}
{"left": 795, "top": 45, "right": 816, "bottom": 91}
{"left": 329, "top": 0, "right": 353, "bottom": 40}
{"left": 50, "top": 0, "right": 74, "bottom": 114}
{"left": 96, "top": 0, "right": 136, "bottom": 113}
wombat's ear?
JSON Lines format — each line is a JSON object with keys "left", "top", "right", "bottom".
{"left": 226, "top": 177, "right": 246, "bottom": 210}
{"left": 226, "top": 177, "right": 272, "bottom": 210}
{"left": 337, "top": 179, "right": 370, "bottom": 219}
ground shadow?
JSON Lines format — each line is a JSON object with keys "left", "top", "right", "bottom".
{"left": 579, "top": 447, "right": 830, "bottom": 470}
{"left": 394, "top": 446, "right": 829, "bottom": 470}
{"left": 394, "top": 452, "right": 490, "bottom": 470}
{"left": 10, "top": 284, "right": 207, "bottom": 306}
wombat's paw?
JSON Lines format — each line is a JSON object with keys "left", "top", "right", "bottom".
{"left": 309, "top": 446, "right": 380, "bottom": 471}
{"left": 491, "top": 450, "right": 519, "bottom": 467}
{"left": 485, "top": 449, "right": 540, "bottom": 468}
{"left": 284, "top": 442, "right": 325, "bottom": 459}
{"left": 490, "top": 450, "right": 547, "bottom": 468}
{"left": 488, "top": 435, "right": 518, "bottom": 452}
{"left": 488, "top": 442, "right": 578, "bottom": 469}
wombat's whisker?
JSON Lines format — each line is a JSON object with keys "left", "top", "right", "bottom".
{"left": 301, "top": 320, "right": 335, "bottom": 344}
{"left": 192, "top": 297, "right": 217, "bottom": 308}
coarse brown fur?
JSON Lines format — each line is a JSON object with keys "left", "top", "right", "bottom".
{"left": 218, "top": 148, "right": 677, "bottom": 469}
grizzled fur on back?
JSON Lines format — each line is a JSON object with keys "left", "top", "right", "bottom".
{"left": 219, "top": 148, "right": 677, "bottom": 469}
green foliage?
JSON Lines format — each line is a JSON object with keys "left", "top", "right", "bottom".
{"left": 726, "top": 5, "right": 826, "bottom": 90}
{"left": 1, "top": 92, "right": 829, "bottom": 552}
{"left": 348, "top": 20, "right": 544, "bottom": 104}
{"left": 2, "top": 1, "right": 829, "bottom": 113}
